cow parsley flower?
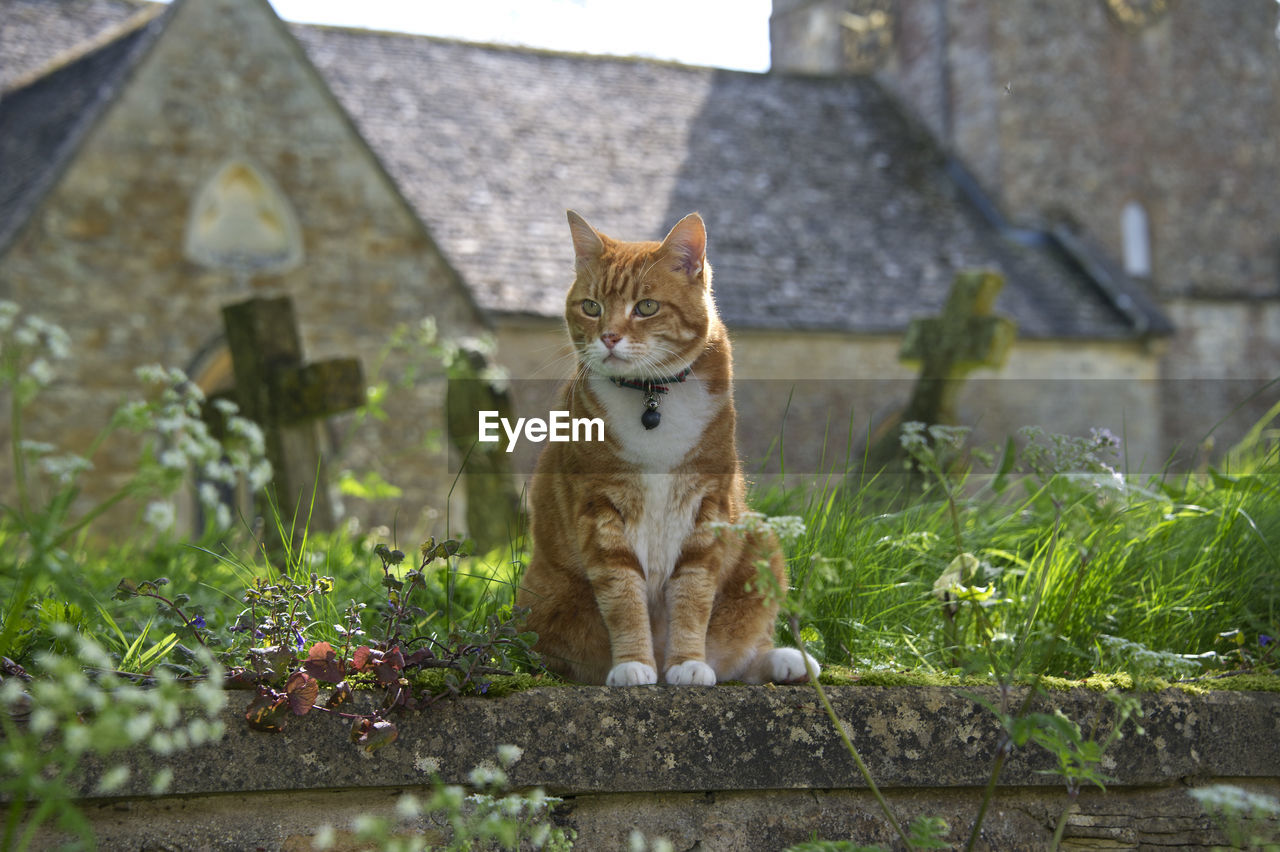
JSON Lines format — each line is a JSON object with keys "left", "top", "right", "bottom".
{"left": 144, "top": 501, "right": 176, "bottom": 532}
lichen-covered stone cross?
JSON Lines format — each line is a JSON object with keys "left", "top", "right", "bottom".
{"left": 898, "top": 270, "right": 1016, "bottom": 426}
{"left": 220, "top": 295, "right": 364, "bottom": 543}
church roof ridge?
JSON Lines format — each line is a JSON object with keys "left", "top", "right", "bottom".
{"left": 1, "top": 2, "right": 165, "bottom": 96}
{"left": 0, "top": 7, "right": 170, "bottom": 256}
{"left": 291, "top": 18, "right": 758, "bottom": 77}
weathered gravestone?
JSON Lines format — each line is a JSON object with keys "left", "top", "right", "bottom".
{"left": 862, "top": 270, "right": 1016, "bottom": 472}
{"left": 444, "top": 344, "right": 521, "bottom": 552}
{"left": 217, "top": 295, "right": 364, "bottom": 548}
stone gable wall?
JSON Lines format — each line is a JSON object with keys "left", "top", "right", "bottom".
{"left": 0, "top": 0, "right": 485, "bottom": 539}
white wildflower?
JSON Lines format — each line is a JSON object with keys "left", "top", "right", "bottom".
{"left": 228, "top": 415, "right": 265, "bottom": 456}
{"left": 500, "top": 794, "right": 525, "bottom": 817}
{"left": 158, "top": 449, "right": 187, "bottom": 471}
{"left": 212, "top": 397, "right": 239, "bottom": 415}
{"left": 197, "top": 482, "right": 221, "bottom": 509}
{"left": 312, "top": 825, "right": 336, "bottom": 851}
{"left": 182, "top": 381, "right": 205, "bottom": 404}
{"left": 202, "top": 459, "right": 236, "bottom": 486}
{"left": 417, "top": 316, "right": 438, "bottom": 344}
{"left": 144, "top": 501, "right": 176, "bottom": 531}
{"left": 467, "top": 764, "right": 506, "bottom": 788}
{"left": 150, "top": 767, "right": 174, "bottom": 795}
{"left": 63, "top": 723, "right": 92, "bottom": 756}
{"left": 154, "top": 413, "right": 186, "bottom": 435}
{"left": 25, "top": 357, "right": 55, "bottom": 386}
{"left": 113, "top": 400, "right": 151, "bottom": 430}
{"left": 95, "top": 764, "right": 131, "bottom": 793}
{"left": 44, "top": 325, "right": 71, "bottom": 360}
{"left": 13, "top": 322, "right": 38, "bottom": 347}
{"left": 496, "top": 743, "right": 523, "bottom": 768}
{"left": 40, "top": 453, "right": 93, "bottom": 485}
{"left": 213, "top": 502, "right": 232, "bottom": 531}
{"left": 764, "top": 514, "right": 806, "bottom": 542}
{"left": 248, "top": 460, "right": 273, "bottom": 492}
{"left": 135, "top": 364, "right": 169, "bottom": 384}
{"left": 523, "top": 787, "right": 548, "bottom": 812}
{"left": 1190, "top": 783, "right": 1280, "bottom": 816}
{"left": 0, "top": 301, "right": 19, "bottom": 333}
{"left": 394, "top": 793, "right": 424, "bottom": 820}
{"left": 29, "top": 707, "right": 56, "bottom": 736}
{"left": 19, "top": 440, "right": 55, "bottom": 457}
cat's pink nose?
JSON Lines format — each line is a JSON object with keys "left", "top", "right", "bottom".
{"left": 600, "top": 332, "right": 621, "bottom": 349}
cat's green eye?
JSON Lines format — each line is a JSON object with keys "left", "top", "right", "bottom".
{"left": 634, "top": 299, "right": 659, "bottom": 317}
{"left": 581, "top": 299, "right": 602, "bottom": 317}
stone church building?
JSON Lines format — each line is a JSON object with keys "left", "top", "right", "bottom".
{"left": 1, "top": 0, "right": 1273, "bottom": 541}
{"left": 772, "top": 0, "right": 1280, "bottom": 465}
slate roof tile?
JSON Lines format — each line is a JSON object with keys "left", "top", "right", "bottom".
{"left": 293, "top": 26, "right": 1146, "bottom": 338}
{"left": 0, "top": 0, "right": 155, "bottom": 92}
{"left": 0, "top": 11, "right": 165, "bottom": 252}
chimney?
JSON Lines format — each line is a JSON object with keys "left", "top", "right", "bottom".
{"left": 770, "top": 0, "right": 894, "bottom": 75}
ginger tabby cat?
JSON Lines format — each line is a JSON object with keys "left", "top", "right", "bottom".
{"left": 516, "top": 211, "right": 819, "bottom": 686}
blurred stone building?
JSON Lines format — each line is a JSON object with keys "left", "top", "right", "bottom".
{"left": 5, "top": 0, "right": 1266, "bottom": 539}
{"left": 772, "top": 0, "right": 1280, "bottom": 463}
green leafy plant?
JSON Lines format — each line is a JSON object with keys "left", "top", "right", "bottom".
{"left": 115, "top": 535, "right": 541, "bottom": 750}
{"left": 781, "top": 423, "right": 1157, "bottom": 850}
{"left": 0, "top": 301, "right": 270, "bottom": 660}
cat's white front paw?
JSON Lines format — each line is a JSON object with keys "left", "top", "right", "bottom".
{"left": 606, "top": 661, "right": 658, "bottom": 686}
{"left": 664, "top": 660, "right": 717, "bottom": 686}
{"left": 763, "top": 648, "right": 820, "bottom": 684}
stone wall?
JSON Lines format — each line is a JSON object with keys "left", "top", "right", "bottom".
{"left": 50, "top": 685, "right": 1280, "bottom": 850}
{"left": 496, "top": 320, "right": 1165, "bottom": 480}
{"left": 0, "top": 0, "right": 486, "bottom": 541}
{"left": 868, "top": 0, "right": 1280, "bottom": 303}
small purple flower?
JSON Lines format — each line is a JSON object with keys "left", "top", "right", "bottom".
{"left": 1090, "top": 427, "right": 1120, "bottom": 450}
{"left": 191, "top": 615, "right": 207, "bottom": 629}
{"left": 253, "top": 629, "right": 265, "bottom": 640}
{"left": 1260, "top": 634, "right": 1274, "bottom": 647}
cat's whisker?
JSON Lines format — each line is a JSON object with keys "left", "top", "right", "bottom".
{"left": 525, "top": 344, "right": 580, "bottom": 379}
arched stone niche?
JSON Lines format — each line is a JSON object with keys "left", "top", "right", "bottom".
{"left": 184, "top": 158, "right": 302, "bottom": 276}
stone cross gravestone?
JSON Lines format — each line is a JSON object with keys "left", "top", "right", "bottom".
{"left": 444, "top": 344, "right": 521, "bottom": 552}
{"left": 219, "top": 295, "right": 364, "bottom": 545}
{"left": 898, "top": 269, "right": 1016, "bottom": 426}
{"left": 862, "top": 270, "right": 1016, "bottom": 472}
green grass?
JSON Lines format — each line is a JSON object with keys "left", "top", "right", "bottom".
{"left": 3, "top": 418, "right": 1277, "bottom": 687}
{"left": 759, "top": 427, "right": 1280, "bottom": 682}
{"left": 1, "top": 523, "right": 526, "bottom": 676}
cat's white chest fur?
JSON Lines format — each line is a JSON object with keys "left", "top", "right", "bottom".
{"left": 589, "top": 373, "right": 716, "bottom": 472}
{"left": 589, "top": 373, "right": 716, "bottom": 600}
{"left": 628, "top": 474, "right": 698, "bottom": 610}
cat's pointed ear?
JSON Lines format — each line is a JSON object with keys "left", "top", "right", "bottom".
{"left": 567, "top": 210, "right": 605, "bottom": 268}
{"left": 659, "top": 212, "right": 707, "bottom": 280}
